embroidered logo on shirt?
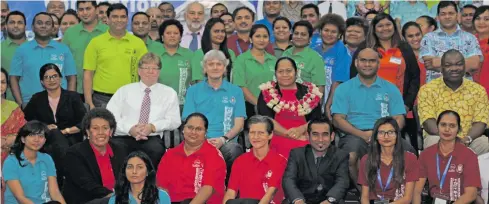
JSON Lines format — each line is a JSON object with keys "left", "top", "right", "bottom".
{"left": 456, "top": 164, "right": 464, "bottom": 173}
{"left": 222, "top": 96, "right": 229, "bottom": 103}
{"left": 50, "top": 54, "right": 58, "bottom": 61}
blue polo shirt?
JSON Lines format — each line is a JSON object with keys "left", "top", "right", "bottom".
{"left": 3, "top": 152, "right": 57, "bottom": 204}
{"left": 331, "top": 76, "right": 406, "bottom": 130}
{"left": 10, "top": 39, "right": 77, "bottom": 103}
{"left": 108, "top": 189, "right": 171, "bottom": 204}
{"left": 313, "top": 40, "right": 352, "bottom": 102}
{"left": 182, "top": 80, "right": 247, "bottom": 138}
{"left": 310, "top": 32, "right": 322, "bottom": 49}
{"left": 255, "top": 18, "right": 276, "bottom": 43}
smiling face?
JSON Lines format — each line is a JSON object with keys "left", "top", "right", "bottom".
{"left": 183, "top": 117, "right": 207, "bottom": 147}
{"left": 6, "top": 14, "right": 25, "bottom": 40}
{"left": 404, "top": 25, "right": 423, "bottom": 51}
{"left": 321, "top": 24, "right": 340, "bottom": 46}
{"left": 87, "top": 118, "right": 112, "bottom": 149}
{"left": 221, "top": 14, "right": 235, "bottom": 35}
{"left": 376, "top": 123, "right": 397, "bottom": 148}
{"left": 235, "top": 9, "right": 253, "bottom": 33}
{"left": 185, "top": 3, "right": 205, "bottom": 31}
{"left": 131, "top": 14, "right": 149, "bottom": 38}
{"left": 204, "top": 59, "right": 226, "bottom": 80}
{"left": 211, "top": 4, "right": 227, "bottom": 18}
{"left": 22, "top": 134, "right": 46, "bottom": 152}
{"left": 345, "top": 25, "right": 365, "bottom": 47}
{"left": 147, "top": 8, "right": 163, "bottom": 31}
{"left": 97, "top": 5, "right": 109, "bottom": 24}
{"left": 210, "top": 22, "right": 226, "bottom": 45}
{"left": 355, "top": 48, "right": 380, "bottom": 78}
{"left": 308, "top": 123, "right": 334, "bottom": 153}
{"left": 301, "top": 8, "right": 319, "bottom": 28}
{"left": 264, "top": 1, "right": 281, "bottom": 18}
{"left": 275, "top": 59, "right": 296, "bottom": 87}
{"left": 273, "top": 19, "right": 290, "bottom": 42}
{"left": 441, "top": 52, "right": 465, "bottom": 84}
{"left": 41, "top": 69, "right": 61, "bottom": 91}
{"left": 251, "top": 27, "right": 270, "bottom": 50}
{"left": 375, "top": 18, "right": 395, "bottom": 41}
{"left": 108, "top": 9, "right": 128, "bottom": 33}
{"left": 33, "top": 14, "right": 53, "bottom": 39}
{"left": 125, "top": 156, "right": 148, "bottom": 185}
{"left": 78, "top": 2, "right": 97, "bottom": 24}
{"left": 249, "top": 123, "right": 272, "bottom": 150}
{"left": 159, "top": 3, "right": 175, "bottom": 20}
{"left": 474, "top": 10, "right": 489, "bottom": 35}
{"left": 438, "top": 5, "right": 458, "bottom": 30}
{"left": 292, "top": 25, "right": 310, "bottom": 48}
{"left": 60, "top": 14, "right": 79, "bottom": 34}
{"left": 138, "top": 62, "right": 160, "bottom": 86}
{"left": 47, "top": 0, "right": 65, "bottom": 19}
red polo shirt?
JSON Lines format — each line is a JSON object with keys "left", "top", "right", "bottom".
{"left": 227, "top": 34, "right": 275, "bottom": 57}
{"left": 358, "top": 152, "right": 419, "bottom": 201}
{"left": 90, "top": 143, "right": 115, "bottom": 190}
{"left": 228, "top": 149, "right": 287, "bottom": 203}
{"left": 156, "top": 141, "right": 226, "bottom": 204}
{"left": 476, "top": 37, "right": 489, "bottom": 97}
{"left": 419, "top": 142, "right": 482, "bottom": 201}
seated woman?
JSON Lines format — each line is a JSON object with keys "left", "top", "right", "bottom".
{"left": 109, "top": 151, "right": 170, "bottom": 204}
{"left": 2, "top": 120, "right": 66, "bottom": 203}
{"left": 157, "top": 113, "right": 226, "bottom": 204}
{"left": 414, "top": 110, "right": 482, "bottom": 204}
{"left": 23, "top": 63, "right": 86, "bottom": 186}
{"left": 62, "top": 108, "right": 130, "bottom": 204}
{"left": 358, "top": 117, "right": 419, "bottom": 204}
{"left": 257, "top": 57, "right": 322, "bottom": 158}
{"left": 223, "top": 115, "right": 287, "bottom": 204}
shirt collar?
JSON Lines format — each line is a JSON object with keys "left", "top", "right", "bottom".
{"left": 313, "top": 40, "right": 342, "bottom": 55}
{"left": 106, "top": 30, "right": 130, "bottom": 41}
{"left": 441, "top": 77, "right": 467, "bottom": 92}
{"left": 184, "top": 24, "right": 205, "bottom": 36}
{"left": 204, "top": 79, "right": 229, "bottom": 91}
{"left": 20, "top": 151, "right": 42, "bottom": 165}
{"left": 33, "top": 39, "right": 56, "bottom": 48}
{"left": 176, "top": 140, "right": 212, "bottom": 157}
{"left": 139, "top": 81, "right": 157, "bottom": 92}
{"left": 354, "top": 75, "right": 383, "bottom": 88}
{"left": 436, "top": 25, "right": 462, "bottom": 36}
{"left": 90, "top": 142, "right": 114, "bottom": 157}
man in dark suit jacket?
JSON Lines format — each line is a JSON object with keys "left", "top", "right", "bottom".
{"left": 283, "top": 117, "right": 350, "bottom": 204}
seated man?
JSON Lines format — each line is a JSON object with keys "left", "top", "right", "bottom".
{"left": 331, "top": 47, "right": 415, "bottom": 187}
{"left": 418, "top": 49, "right": 489, "bottom": 155}
{"left": 282, "top": 117, "right": 350, "bottom": 204}
{"left": 223, "top": 115, "right": 287, "bottom": 204}
{"left": 182, "top": 50, "right": 246, "bottom": 181}
{"left": 106, "top": 52, "right": 181, "bottom": 168}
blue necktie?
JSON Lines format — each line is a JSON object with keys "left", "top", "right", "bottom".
{"left": 189, "top": 32, "right": 198, "bottom": 51}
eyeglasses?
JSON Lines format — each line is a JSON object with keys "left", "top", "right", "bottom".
{"left": 43, "top": 74, "right": 59, "bottom": 81}
{"left": 377, "top": 130, "right": 396, "bottom": 137}
{"left": 139, "top": 66, "right": 160, "bottom": 71}
{"left": 184, "top": 125, "right": 205, "bottom": 133}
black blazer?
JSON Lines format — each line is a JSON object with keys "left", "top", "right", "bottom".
{"left": 24, "top": 89, "right": 86, "bottom": 130}
{"left": 349, "top": 41, "right": 421, "bottom": 110}
{"left": 62, "top": 140, "right": 129, "bottom": 204}
{"left": 282, "top": 145, "right": 350, "bottom": 203}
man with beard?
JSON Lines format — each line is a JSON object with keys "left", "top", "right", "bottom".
{"left": 256, "top": 0, "right": 282, "bottom": 43}
{"left": 227, "top": 7, "right": 274, "bottom": 57}
{"left": 0, "top": 1, "right": 9, "bottom": 41}
{"left": 10, "top": 12, "right": 77, "bottom": 105}
{"left": 146, "top": 7, "right": 163, "bottom": 42}
{"left": 282, "top": 117, "right": 350, "bottom": 204}
{"left": 158, "top": 2, "right": 175, "bottom": 20}
{"left": 46, "top": 0, "right": 66, "bottom": 20}
{"left": 131, "top": 12, "right": 161, "bottom": 52}
{"left": 1, "top": 11, "right": 26, "bottom": 100}
{"left": 97, "top": 2, "right": 110, "bottom": 24}
{"left": 420, "top": 1, "right": 483, "bottom": 83}
{"left": 63, "top": 1, "right": 108, "bottom": 94}
{"left": 180, "top": 2, "right": 205, "bottom": 51}
{"left": 83, "top": 3, "right": 147, "bottom": 109}
{"left": 220, "top": 12, "right": 235, "bottom": 37}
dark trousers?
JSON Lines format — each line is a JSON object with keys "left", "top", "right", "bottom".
{"left": 92, "top": 92, "right": 112, "bottom": 108}
{"left": 44, "top": 129, "right": 72, "bottom": 187}
{"left": 404, "top": 118, "right": 420, "bottom": 154}
{"left": 112, "top": 136, "right": 165, "bottom": 169}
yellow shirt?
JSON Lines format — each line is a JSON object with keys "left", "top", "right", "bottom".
{"left": 417, "top": 78, "right": 489, "bottom": 138}
{"left": 84, "top": 31, "right": 147, "bottom": 94}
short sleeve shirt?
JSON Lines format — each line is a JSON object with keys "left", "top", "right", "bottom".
{"left": 331, "top": 76, "right": 406, "bottom": 130}
{"left": 228, "top": 150, "right": 287, "bottom": 204}
{"left": 152, "top": 46, "right": 193, "bottom": 105}
{"left": 145, "top": 37, "right": 163, "bottom": 54}
{"left": 156, "top": 141, "right": 226, "bottom": 204}
{"left": 227, "top": 34, "right": 275, "bottom": 57}
{"left": 232, "top": 50, "right": 276, "bottom": 97}
{"left": 1, "top": 38, "right": 25, "bottom": 72}
{"left": 191, "top": 48, "right": 236, "bottom": 81}
{"left": 419, "top": 27, "right": 483, "bottom": 82}
{"left": 358, "top": 152, "right": 419, "bottom": 201}
{"left": 62, "top": 22, "right": 109, "bottom": 93}
{"left": 10, "top": 40, "right": 77, "bottom": 103}
{"left": 83, "top": 31, "right": 147, "bottom": 94}
{"left": 182, "top": 80, "right": 247, "bottom": 138}
{"left": 3, "top": 152, "right": 57, "bottom": 204}
{"left": 282, "top": 46, "right": 326, "bottom": 86}
{"left": 419, "top": 142, "right": 482, "bottom": 201}
{"left": 417, "top": 78, "right": 489, "bottom": 137}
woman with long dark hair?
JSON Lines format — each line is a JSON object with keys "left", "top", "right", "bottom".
{"left": 191, "top": 18, "right": 235, "bottom": 82}
{"left": 473, "top": 6, "right": 489, "bottom": 96}
{"left": 2, "top": 121, "right": 66, "bottom": 203}
{"left": 358, "top": 117, "right": 418, "bottom": 203}
{"left": 109, "top": 151, "right": 170, "bottom": 204}
{"left": 414, "top": 110, "right": 481, "bottom": 204}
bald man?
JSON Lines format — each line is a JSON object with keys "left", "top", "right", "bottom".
{"left": 146, "top": 7, "right": 163, "bottom": 41}
{"left": 180, "top": 2, "right": 205, "bottom": 51}
{"left": 46, "top": 0, "right": 65, "bottom": 19}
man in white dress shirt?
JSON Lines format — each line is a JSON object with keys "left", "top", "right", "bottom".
{"left": 107, "top": 52, "right": 181, "bottom": 168}
{"left": 180, "top": 1, "right": 205, "bottom": 51}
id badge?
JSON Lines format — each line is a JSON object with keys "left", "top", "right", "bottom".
{"left": 373, "top": 200, "right": 389, "bottom": 204}
{"left": 433, "top": 198, "right": 447, "bottom": 204}
{"left": 389, "top": 57, "right": 402, "bottom": 65}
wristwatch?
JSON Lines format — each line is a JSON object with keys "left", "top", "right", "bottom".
{"left": 327, "top": 197, "right": 337, "bottom": 203}
{"left": 467, "top": 135, "right": 473, "bottom": 144}
{"left": 221, "top": 136, "right": 230, "bottom": 144}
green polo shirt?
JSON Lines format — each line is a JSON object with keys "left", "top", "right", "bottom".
{"left": 282, "top": 46, "right": 326, "bottom": 86}
{"left": 1, "top": 38, "right": 25, "bottom": 101}
{"left": 232, "top": 50, "right": 276, "bottom": 97}
{"left": 62, "top": 22, "right": 109, "bottom": 93}
{"left": 145, "top": 37, "right": 163, "bottom": 53}
{"left": 152, "top": 46, "right": 193, "bottom": 105}
{"left": 84, "top": 31, "right": 147, "bottom": 94}
{"left": 191, "top": 48, "right": 236, "bottom": 81}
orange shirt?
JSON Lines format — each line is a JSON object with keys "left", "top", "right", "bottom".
{"left": 378, "top": 48, "right": 406, "bottom": 94}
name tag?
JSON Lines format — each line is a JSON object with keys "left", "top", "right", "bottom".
{"left": 389, "top": 57, "right": 402, "bottom": 65}
{"left": 433, "top": 198, "right": 448, "bottom": 204}
{"left": 373, "top": 200, "right": 389, "bottom": 204}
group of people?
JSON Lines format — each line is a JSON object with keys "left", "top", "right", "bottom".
{"left": 0, "top": 0, "right": 489, "bottom": 204}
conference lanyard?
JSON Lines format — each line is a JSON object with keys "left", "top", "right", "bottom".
{"left": 436, "top": 154, "right": 453, "bottom": 191}
{"left": 236, "top": 40, "right": 252, "bottom": 54}
{"left": 377, "top": 167, "right": 394, "bottom": 200}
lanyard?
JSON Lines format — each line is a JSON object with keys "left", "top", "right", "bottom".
{"left": 436, "top": 154, "right": 453, "bottom": 190}
{"left": 377, "top": 167, "right": 394, "bottom": 200}
{"left": 236, "top": 40, "right": 252, "bottom": 54}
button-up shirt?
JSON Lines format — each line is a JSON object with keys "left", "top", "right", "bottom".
{"left": 180, "top": 23, "right": 205, "bottom": 50}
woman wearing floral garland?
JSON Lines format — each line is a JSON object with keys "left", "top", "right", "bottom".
{"left": 257, "top": 57, "right": 323, "bottom": 158}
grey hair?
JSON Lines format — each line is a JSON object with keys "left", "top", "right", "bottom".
{"left": 247, "top": 115, "right": 274, "bottom": 135}
{"left": 201, "top": 50, "right": 230, "bottom": 77}
{"left": 185, "top": 1, "right": 204, "bottom": 15}
{"left": 138, "top": 52, "right": 161, "bottom": 69}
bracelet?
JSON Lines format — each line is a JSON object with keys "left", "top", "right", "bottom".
{"left": 467, "top": 136, "right": 473, "bottom": 144}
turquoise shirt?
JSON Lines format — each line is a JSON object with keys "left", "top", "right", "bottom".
{"left": 108, "top": 189, "right": 171, "bottom": 204}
